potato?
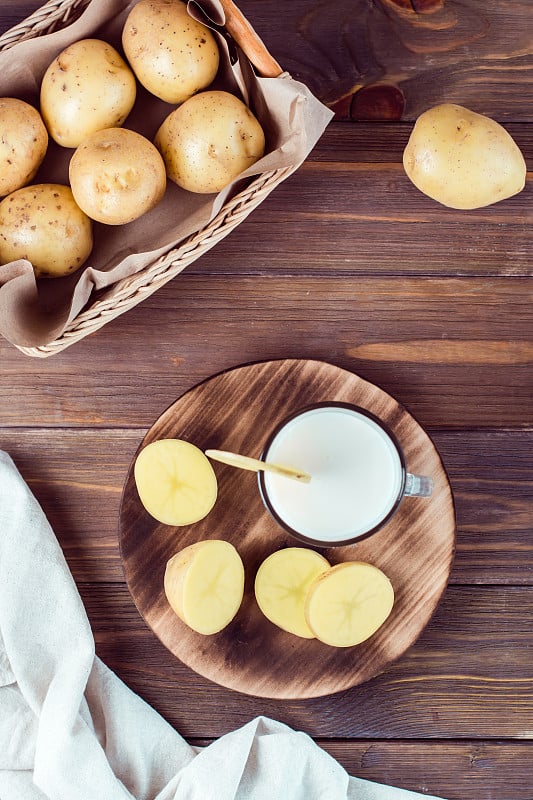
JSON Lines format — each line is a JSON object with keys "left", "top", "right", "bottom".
{"left": 164, "top": 540, "right": 244, "bottom": 635}
{"left": 254, "top": 548, "right": 330, "bottom": 638}
{"left": 403, "top": 103, "right": 527, "bottom": 209}
{"left": 134, "top": 439, "right": 217, "bottom": 526}
{"left": 305, "top": 562, "right": 394, "bottom": 647}
{"left": 0, "top": 184, "right": 92, "bottom": 278}
{"left": 0, "top": 98, "right": 48, "bottom": 196}
{"left": 40, "top": 38, "right": 136, "bottom": 148}
{"left": 154, "top": 90, "right": 265, "bottom": 193}
{"left": 122, "top": 0, "right": 219, "bottom": 104}
{"left": 69, "top": 127, "right": 167, "bottom": 225}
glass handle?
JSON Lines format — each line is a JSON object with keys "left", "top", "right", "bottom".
{"left": 405, "top": 473, "right": 434, "bottom": 497}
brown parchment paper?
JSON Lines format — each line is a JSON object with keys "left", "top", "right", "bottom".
{"left": 0, "top": 0, "right": 333, "bottom": 348}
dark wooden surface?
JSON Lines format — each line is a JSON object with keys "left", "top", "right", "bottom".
{"left": 0, "top": 1, "right": 532, "bottom": 797}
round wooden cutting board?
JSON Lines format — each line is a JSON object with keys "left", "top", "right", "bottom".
{"left": 119, "top": 359, "right": 455, "bottom": 699}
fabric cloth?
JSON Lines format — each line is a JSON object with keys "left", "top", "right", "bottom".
{"left": 0, "top": 450, "right": 444, "bottom": 799}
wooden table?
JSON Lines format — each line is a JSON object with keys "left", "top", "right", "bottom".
{"left": 1, "top": 1, "right": 532, "bottom": 797}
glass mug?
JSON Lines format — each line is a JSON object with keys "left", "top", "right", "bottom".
{"left": 258, "top": 402, "right": 433, "bottom": 547}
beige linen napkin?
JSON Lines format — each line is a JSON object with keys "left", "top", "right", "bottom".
{"left": 0, "top": 450, "right": 445, "bottom": 800}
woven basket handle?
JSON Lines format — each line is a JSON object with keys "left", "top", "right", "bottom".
{"left": 218, "top": 0, "right": 283, "bottom": 78}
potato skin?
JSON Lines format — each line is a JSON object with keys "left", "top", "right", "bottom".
{"left": 403, "top": 103, "right": 527, "bottom": 209}
{"left": 0, "top": 184, "right": 93, "bottom": 278}
{"left": 122, "top": 0, "right": 219, "bottom": 104}
{"left": 0, "top": 98, "right": 48, "bottom": 197}
{"left": 40, "top": 38, "right": 136, "bottom": 148}
{"left": 155, "top": 90, "right": 266, "bottom": 193}
{"left": 69, "top": 127, "right": 167, "bottom": 225}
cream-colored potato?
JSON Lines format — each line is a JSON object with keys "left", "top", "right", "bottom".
{"left": 40, "top": 38, "right": 136, "bottom": 148}
{"left": 69, "top": 127, "right": 166, "bottom": 225}
{"left": 254, "top": 548, "right": 330, "bottom": 639}
{"left": 403, "top": 103, "right": 527, "bottom": 209}
{"left": 0, "top": 98, "right": 48, "bottom": 196}
{"left": 134, "top": 439, "right": 217, "bottom": 526}
{"left": 155, "top": 90, "right": 265, "bottom": 193}
{"left": 122, "top": 0, "right": 219, "bottom": 104}
{"left": 305, "top": 562, "right": 394, "bottom": 648}
{"left": 0, "top": 183, "right": 92, "bottom": 278}
{"left": 164, "top": 540, "right": 244, "bottom": 634}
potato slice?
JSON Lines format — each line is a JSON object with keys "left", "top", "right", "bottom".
{"left": 164, "top": 540, "right": 244, "bottom": 635}
{"left": 255, "top": 547, "right": 330, "bottom": 638}
{"left": 134, "top": 439, "right": 217, "bottom": 526}
{"left": 305, "top": 562, "right": 394, "bottom": 647}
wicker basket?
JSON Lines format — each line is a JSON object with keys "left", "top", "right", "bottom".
{"left": 0, "top": 0, "right": 294, "bottom": 358}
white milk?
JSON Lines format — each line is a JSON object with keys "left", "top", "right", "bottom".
{"left": 262, "top": 405, "right": 404, "bottom": 543}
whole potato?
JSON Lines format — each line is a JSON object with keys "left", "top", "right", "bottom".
{"left": 154, "top": 90, "right": 265, "bottom": 193}
{"left": 40, "top": 39, "right": 136, "bottom": 148}
{"left": 122, "top": 0, "right": 219, "bottom": 104}
{"left": 69, "top": 127, "right": 167, "bottom": 225}
{"left": 0, "top": 98, "right": 48, "bottom": 196}
{"left": 0, "top": 184, "right": 93, "bottom": 278}
{"left": 403, "top": 103, "right": 527, "bottom": 209}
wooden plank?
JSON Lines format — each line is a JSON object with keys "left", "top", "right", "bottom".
{"left": 1, "top": 427, "right": 531, "bottom": 585}
{"left": 232, "top": 0, "right": 533, "bottom": 120}
{"left": 307, "top": 122, "right": 533, "bottom": 164}
{"left": 183, "top": 739, "right": 533, "bottom": 800}
{"left": 1, "top": 276, "right": 531, "bottom": 428}
{"left": 2, "top": 2, "right": 533, "bottom": 122}
{"left": 290, "top": 740, "right": 533, "bottom": 800}
{"left": 78, "top": 582, "right": 533, "bottom": 740}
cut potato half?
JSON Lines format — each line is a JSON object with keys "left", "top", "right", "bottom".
{"left": 255, "top": 547, "right": 330, "bottom": 638}
{"left": 164, "top": 540, "right": 244, "bottom": 635}
{"left": 134, "top": 439, "right": 217, "bottom": 526}
{"left": 305, "top": 562, "right": 394, "bottom": 647}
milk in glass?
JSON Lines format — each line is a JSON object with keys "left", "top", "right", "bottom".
{"left": 261, "top": 405, "right": 404, "bottom": 543}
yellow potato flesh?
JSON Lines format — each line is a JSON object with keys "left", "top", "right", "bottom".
{"left": 134, "top": 439, "right": 217, "bottom": 526}
{"left": 403, "top": 103, "right": 526, "bottom": 209}
{"left": 122, "top": 0, "right": 219, "bottom": 104}
{"left": 255, "top": 547, "right": 330, "bottom": 639}
{"left": 0, "top": 98, "right": 48, "bottom": 197}
{"left": 0, "top": 184, "right": 93, "bottom": 278}
{"left": 255, "top": 547, "right": 330, "bottom": 638}
{"left": 69, "top": 127, "right": 166, "bottom": 225}
{"left": 305, "top": 562, "right": 394, "bottom": 647}
{"left": 40, "top": 38, "right": 136, "bottom": 148}
{"left": 164, "top": 540, "right": 244, "bottom": 634}
{"left": 154, "top": 90, "right": 266, "bottom": 193}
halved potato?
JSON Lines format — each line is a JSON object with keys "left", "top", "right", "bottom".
{"left": 164, "top": 540, "right": 244, "bottom": 634}
{"left": 134, "top": 439, "right": 217, "bottom": 526}
{"left": 255, "top": 547, "right": 330, "bottom": 638}
{"left": 305, "top": 562, "right": 394, "bottom": 647}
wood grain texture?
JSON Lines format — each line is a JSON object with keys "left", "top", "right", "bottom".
{"left": 1, "top": 427, "right": 530, "bottom": 585}
{"left": 119, "top": 359, "right": 455, "bottom": 698}
{"left": 0, "top": 1, "right": 530, "bottom": 796}
{"left": 1, "top": 275, "right": 531, "bottom": 428}
{"left": 293, "top": 741, "right": 533, "bottom": 800}
{"left": 186, "top": 739, "right": 533, "bottom": 800}
{"left": 2, "top": 1, "right": 533, "bottom": 121}
{"left": 79, "top": 582, "right": 533, "bottom": 740}
{"left": 235, "top": 0, "right": 533, "bottom": 121}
